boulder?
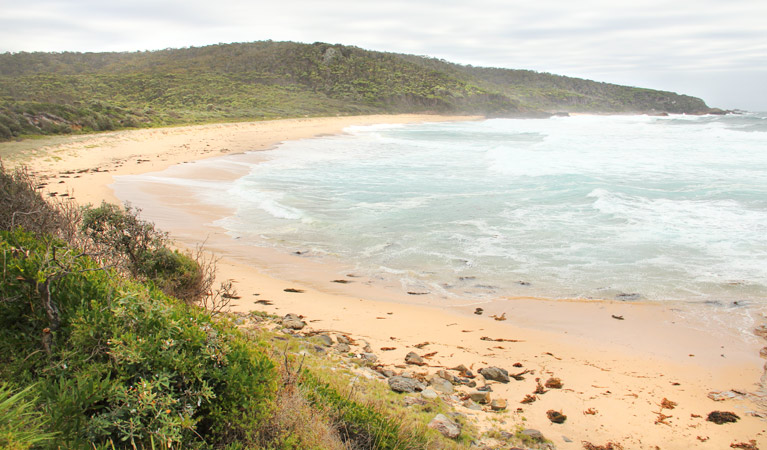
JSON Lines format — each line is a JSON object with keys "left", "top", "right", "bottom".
{"left": 463, "top": 399, "right": 482, "bottom": 411}
{"left": 520, "top": 429, "right": 544, "bottom": 441}
{"left": 375, "top": 367, "right": 396, "bottom": 378}
{"left": 469, "top": 391, "right": 491, "bottom": 404}
{"left": 479, "top": 367, "right": 510, "bottom": 383}
{"left": 429, "top": 375, "right": 455, "bottom": 394}
{"left": 281, "top": 313, "right": 306, "bottom": 330}
{"left": 452, "top": 364, "right": 474, "bottom": 378}
{"left": 490, "top": 398, "right": 507, "bottom": 411}
{"left": 421, "top": 388, "right": 439, "bottom": 400}
{"left": 404, "top": 396, "right": 426, "bottom": 406}
{"left": 321, "top": 47, "right": 341, "bottom": 65}
{"left": 316, "top": 334, "right": 333, "bottom": 346}
{"left": 336, "top": 343, "right": 351, "bottom": 353}
{"left": 388, "top": 376, "right": 425, "bottom": 393}
{"left": 428, "top": 414, "right": 461, "bottom": 439}
{"left": 337, "top": 335, "right": 352, "bottom": 345}
{"left": 405, "top": 351, "right": 425, "bottom": 365}
{"left": 437, "top": 369, "right": 456, "bottom": 383}
{"left": 360, "top": 352, "right": 378, "bottom": 363}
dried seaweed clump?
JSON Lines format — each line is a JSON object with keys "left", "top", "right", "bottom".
{"left": 707, "top": 411, "right": 740, "bottom": 424}
{"left": 582, "top": 442, "right": 624, "bottom": 450}
{"left": 546, "top": 409, "right": 566, "bottom": 423}
{"left": 545, "top": 377, "right": 563, "bottom": 389}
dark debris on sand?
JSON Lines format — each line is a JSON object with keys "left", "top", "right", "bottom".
{"left": 707, "top": 411, "right": 740, "bottom": 424}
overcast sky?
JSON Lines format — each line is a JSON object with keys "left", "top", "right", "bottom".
{"left": 2, "top": 0, "right": 766, "bottom": 110}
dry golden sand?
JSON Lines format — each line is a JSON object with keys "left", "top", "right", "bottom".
{"left": 7, "top": 115, "right": 767, "bottom": 449}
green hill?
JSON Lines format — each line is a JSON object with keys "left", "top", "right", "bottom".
{"left": 0, "top": 41, "right": 716, "bottom": 140}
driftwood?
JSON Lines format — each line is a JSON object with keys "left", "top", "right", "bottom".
{"left": 480, "top": 336, "right": 522, "bottom": 342}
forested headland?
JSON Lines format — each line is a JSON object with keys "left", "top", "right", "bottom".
{"left": 0, "top": 41, "right": 719, "bottom": 140}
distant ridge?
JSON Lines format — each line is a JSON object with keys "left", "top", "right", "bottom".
{"left": 0, "top": 41, "right": 719, "bottom": 140}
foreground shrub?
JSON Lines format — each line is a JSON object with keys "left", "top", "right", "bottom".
{"left": 81, "top": 202, "right": 215, "bottom": 304}
{"left": 300, "top": 371, "right": 428, "bottom": 450}
{"left": 0, "top": 162, "right": 75, "bottom": 238}
{"left": 0, "top": 384, "right": 56, "bottom": 450}
{"left": 80, "top": 201, "right": 167, "bottom": 275}
{"left": 1, "top": 163, "right": 224, "bottom": 309}
{"left": 0, "top": 229, "right": 277, "bottom": 449}
{"left": 136, "top": 246, "right": 205, "bottom": 303}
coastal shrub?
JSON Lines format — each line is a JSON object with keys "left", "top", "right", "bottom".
{"left": 80, "top": 202, "right": 213, "bottom": 303}
{"left": 0, "top": 384, "right": 56, "bottom": 450}
{"left": 81, "top": 202, "right": 168, "bottom": 274}
{"left": 0, "top": 123, "right": 12, "bottom": 140}
{"left": 300, "top": 371, "right": 428, "bottom": 450}
{"left": 0, "top": 162, "right": 222, "bottom": 308}
{"left": 0, "top": 163, "right": 69, "bottom": 236}
{"left": 0, "top": 229, "right": 277, "bottom": 449}
{"left": 136, "top": 246, "right": 205, "bottom": 303}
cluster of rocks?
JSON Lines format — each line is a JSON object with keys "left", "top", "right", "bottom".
{"left": 382, "top": 359, "right": 527, "bottom": 440}
{"left": 267, "top": 313, "right": 553, "bottom": 447}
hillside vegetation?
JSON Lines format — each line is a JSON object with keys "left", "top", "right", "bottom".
{"left": 0, "top": 41, "right": 716, "bottom": 140}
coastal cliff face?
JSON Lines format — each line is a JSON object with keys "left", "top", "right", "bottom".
{"left": 0, "top": 41, "right": 716, "bottom": 140}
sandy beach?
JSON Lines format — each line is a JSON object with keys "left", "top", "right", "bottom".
{"left": 7, "top": 115, "right": 767, "bottom": 449}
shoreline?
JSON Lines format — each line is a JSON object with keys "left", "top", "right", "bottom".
{"left": 9, "top": 114, "right": 767, "bottom": 448}
{"left": 112, "top": 161, "right": 763, "bottom": 368}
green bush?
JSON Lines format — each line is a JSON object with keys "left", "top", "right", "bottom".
{"left": 0, "top": 384, "right": 56, "bottom": 450}
{"left": 138, "top": 247, "right": 204, "bottom": 303}
{"left": 0, "top": 163, "right": 68, "bottom": 236}
{"left": 81, "top": 202, "right": 166, "bottom": 274}
{"left": 0, "top": 122, "right": 12, "bottom": 140}
{"left": 0, "top": 229, "right": 277, "bottom": 449}
{"left": 81, "top": 202, "right": 210, "bottom": 303}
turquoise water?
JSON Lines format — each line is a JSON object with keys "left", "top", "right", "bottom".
{"left": 134, "top": 113, "right": 767, "bottom": 304}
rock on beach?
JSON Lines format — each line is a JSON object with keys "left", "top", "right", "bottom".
{"left": 405, "top": 351, "right": 425, "bottom": 365}
{"left": 281, "top": 313, "right": 306, "bottom": 330}
{"left": 479, "top": 366, "right": 510, "bottom": 383}
{"left": 428, "top": 413, "right": 461, "bottom": 439}
{"left": 429, "top": 375, "right": 455, "bottom": 394}
{"left": 388, "top": 376, "right": 426, "bottom": 393}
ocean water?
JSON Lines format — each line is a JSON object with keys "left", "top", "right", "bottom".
{"left": 130, "top": 113, "right": 767, "bottom": 305}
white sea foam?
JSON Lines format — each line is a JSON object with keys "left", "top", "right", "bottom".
{"left": 135, "top": 113, "right": 767, "bottom": 304}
